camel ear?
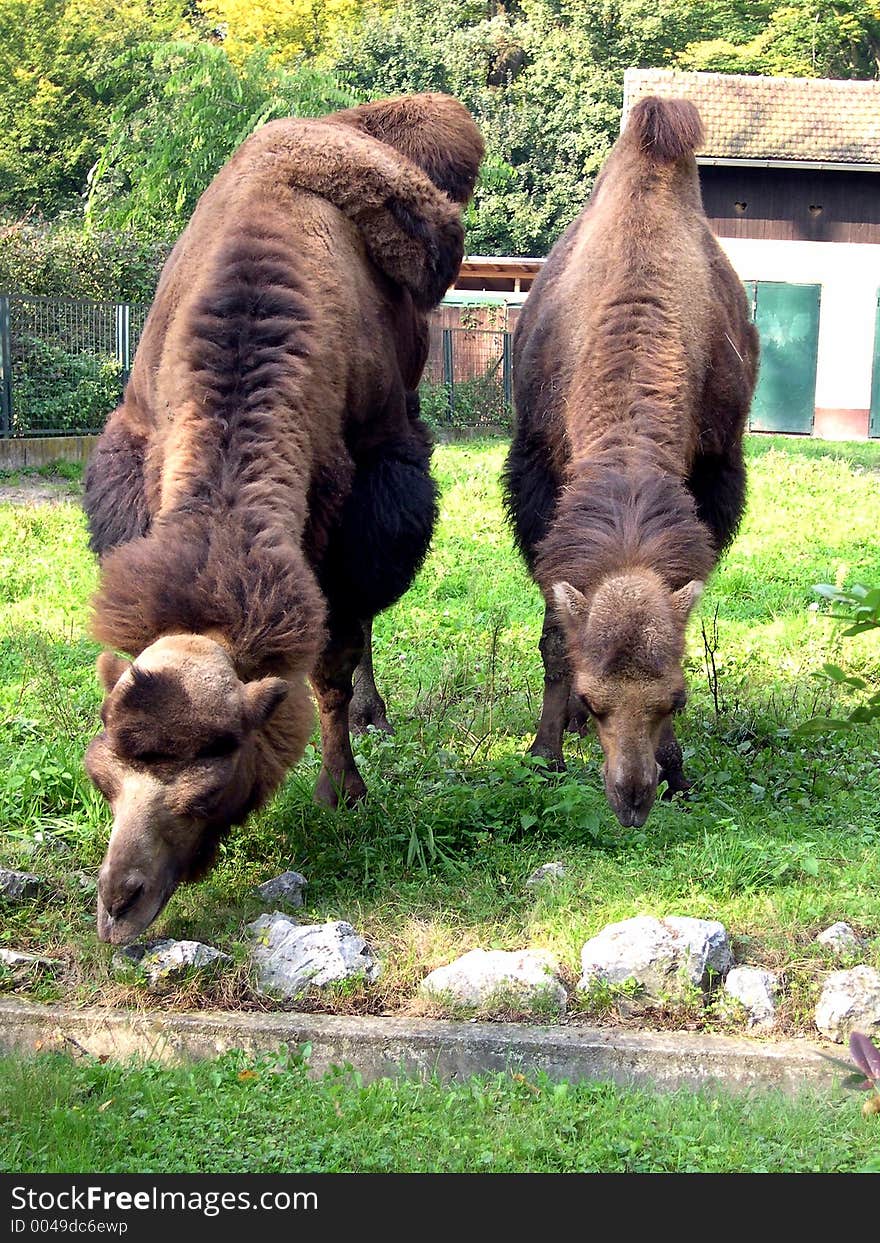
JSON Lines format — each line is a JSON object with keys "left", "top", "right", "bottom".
{"left": 96, "top": 651, "right": 130, "bottom": 692}
{"left": 243, "top": 677, "right": 289, "bottom": 730}
{"left": 552, "top": 581, "right": 589, "bottom": 619}
{"left": 671, "top": 580, "right": 704, "bottom": 621}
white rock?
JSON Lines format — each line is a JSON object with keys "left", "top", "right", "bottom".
{"left": 578, "top": 915, "right": 733, "bottom": 1001}
{"left": 816, "top": 922, "right": 865, "bottom": 959}
{"left": 113, "top": 939, "right": 231, "bottom": 986}
{"left": 815, "top": 966, "right": 880, "bottom": 1043}
{"left": 0, "top": 948, "right": 60, "bottom": 972}
{"left": 526, "top": 862, "right": 566, "bottom": 888}
{"left": 724, "top": 966, "right": 779, "bottom": 1029}
{"left": 0, "top": 868, "right": 42, "bottom": 902}
{"left": 255, "top": 870, "right": 307, "bottom": 909}
{"left": 421, "top": 948, "right": 567, "bottom": 1014}
{"left": 248, "top": 913, "right": 380, "bottom": 998}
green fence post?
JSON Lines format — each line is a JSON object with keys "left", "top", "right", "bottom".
{"left": 442, "top": 327, "right": 455, "bottom": 423}
{"left": 0, "top": 295, "right": 11, "bottom": 437}
{"left": 115, "top": 303, "right": 132, "bottom": 395}
{"left": 502, "top": 331, "right": 512, "bottom": 414}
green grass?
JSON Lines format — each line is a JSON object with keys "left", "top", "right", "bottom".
{"left": 1, "top": 435, "right": 880, "bottom": 1028}
{"left": 1, "top": 1049, "right": 877, "bottom": 1173}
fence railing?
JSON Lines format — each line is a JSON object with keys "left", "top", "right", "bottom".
{"left": 0, "top": 294, "right": 150, "bottom": 438}
{"left": 0, "top": 294, "right": 514, "bottom": 438}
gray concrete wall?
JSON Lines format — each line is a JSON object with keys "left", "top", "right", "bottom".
{"left": 0, "top": 434, "right": 98, "bottom": 471}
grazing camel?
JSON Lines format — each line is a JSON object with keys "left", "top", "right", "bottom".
{"left": 83, "top": 94, "right": 483, "bottom": 944}
{"left": 504, "top": 97, "right": 758, "bottom": 828}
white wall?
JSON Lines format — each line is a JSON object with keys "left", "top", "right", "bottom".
{"left": 718, "top": 237, "right": 880, "bottom": 412}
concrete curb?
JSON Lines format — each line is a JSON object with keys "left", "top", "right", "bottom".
{"left": 0, "top": 434, "right": 97, "bottom": 470}
{"left": 0, "top": 999, "right": 842, "bottom": 1096}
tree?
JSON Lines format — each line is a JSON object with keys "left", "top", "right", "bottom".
{"left": 199, "top": 0, "right": 395, "bottom": 64}
{"left": 87, "top": 40, "right": 356, "bottom": 235}
{"left": 0, "top": 0, "right": 193, "bottom": 215}
{"left": 680, "top": 1, "right": 880, "bottom": 78}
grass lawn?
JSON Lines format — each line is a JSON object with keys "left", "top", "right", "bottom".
{"left": 1, "top": 1049, "right": 878, "bottom": 1173}
{"left": 1, "top": 435, "right": 880, "bottom": 1032}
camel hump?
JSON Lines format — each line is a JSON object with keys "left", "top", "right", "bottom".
{"left": 626, "top": 96, "right": 704, "bottom": 162}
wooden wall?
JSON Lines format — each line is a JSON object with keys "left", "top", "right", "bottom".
{"left": 700, "top": 166, "right": 880, "bottom": 244}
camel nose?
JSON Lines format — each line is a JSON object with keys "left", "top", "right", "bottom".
{"left": 613, "top": 777, "right": 654, "bottom": 808}
{"left": 99, "top": 872, "right": 145, "bottom": 919}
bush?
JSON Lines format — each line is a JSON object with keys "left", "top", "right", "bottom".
{"left": 419, "top": 374, "right": 512, "bottom": 434}
{"left": 11, "top": 335, "right": 122, "bottom": 434}
{"left": 0, "top": 218, "right": 168, "bottom": 303}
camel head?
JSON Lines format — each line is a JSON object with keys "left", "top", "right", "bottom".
{"left": 552, "top": 571, "right": 702, "bottom": 828}
{"left": 86, "top": 634, "right": 289, "bottom": 945}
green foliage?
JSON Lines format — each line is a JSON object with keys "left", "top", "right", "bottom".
{"left": 419, "top": 373, "right": 511, "bottom": 433}
{"left": 0, "top": 218, "right": 167, "bottom": 301}
{"left": 10, "top": 335, "right": 122, "bottom": 434}
{"left": 87, "top": 40, "right": 357, "bottom": 235}
{"left": 3, "top": 1050, "right": 879, "bottom": 1172}
{"left": 332, "top": 0, "right": 880, "bottom": 255}
{"left": 680, "top": 1, "right": 880, "bottom": 78}
{"left": 797, "top": 581, "right": 880, "bottom": 734}
{"left": 0, "top": 0, "right": 195, "bottom": 216}
{"left": 3, "top": 1, "right": 880, "bottom": 275}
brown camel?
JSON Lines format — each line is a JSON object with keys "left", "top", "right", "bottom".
{"left": 83, "top": 93, "right": 483, "bottom": 944}
{"left": 504, "top": 97, "right": 758, "bottom": 828}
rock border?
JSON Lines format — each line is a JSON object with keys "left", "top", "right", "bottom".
{"left": 0, "top": 998, "right": 844, "bottom": 1097}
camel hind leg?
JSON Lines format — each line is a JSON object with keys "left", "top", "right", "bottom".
{"left": 529, "top": 605, "right": 571, "bottom": 772}
{"left": 350, "top": 618, "right": 393, "bottom": 734}
{"left": 312, "top": 615, "right": 368, "bottom": 809}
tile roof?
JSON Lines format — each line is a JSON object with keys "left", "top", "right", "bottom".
{"left": 623, "top": 68, "right": 880, "bottom": 165}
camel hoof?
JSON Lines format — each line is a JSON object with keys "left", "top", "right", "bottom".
{"left": 659, "top": 774, "right": 692, "bottom": 801}
{"left": 349, "top": 710, "right": 394, "bottom": 737}
{"left": 314, "top": 768, "right": 368, "bottom": 810}
{"left": 528, "top": 745, "right": 566, "bottom": 775}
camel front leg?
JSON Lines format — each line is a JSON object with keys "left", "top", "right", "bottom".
{"left": 349, "top": 618, "right": 393, "bottom": 734}
{"left": 312, "top": 618, "right": 368, "bottom": 809}
{"left": 529, "top": 606, "right": 571, "bottom": 773}
{"left": 656, "top": 718, "right": 691, "bottom": 798}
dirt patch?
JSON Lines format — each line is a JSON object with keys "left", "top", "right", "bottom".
{"left": 0, "top": 478, "right": 80, "bottom": 505}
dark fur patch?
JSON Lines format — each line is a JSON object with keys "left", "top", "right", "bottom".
{"left": 318, "top": 439, "right": 439, "bottom": 620}
{"left": 503, "top": 428, "right": 561, "bottom": 570}
{"left": 92, "top": 225, "right": 327, "bottom": 678}
{"left": 94, "top": 518, "right": 325, "bottom": 681}
{"left": 687, "top": 451, "right": 747, "bottom": 553}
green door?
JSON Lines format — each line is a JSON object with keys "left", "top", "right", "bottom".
{"left": 749, "top": 282, "right": 820, "bottom": 434}
{"left": 870, "top": 294, "right": 880, "bottom": 437}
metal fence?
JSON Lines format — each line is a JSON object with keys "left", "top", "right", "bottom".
{"left": 0, "top": 295, "right": 515, "bottom": 438}
{"left": 421, "top": 327, "right": 513, "bottom": 431}
{"left": 0, "top": 294, "right": 150, "bottom": 437}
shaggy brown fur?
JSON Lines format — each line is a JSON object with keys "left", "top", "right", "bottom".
{"left": 83, "top": 93, "right": 483, "bottom": 943}
{"left": 504, "top": 97, "right": 758, "bottom": 828}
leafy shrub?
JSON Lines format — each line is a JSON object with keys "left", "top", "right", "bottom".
{"left": 798, "top": 583, "right": 880, "bottom": 734}
{"left": 0, "top": 217, "right": 168, "bottom": 303}
{"left": 11, "top": 335, "right": 122, "bottom": 434}
{"left": 419, "top": 374, "right": 511, "bottom": 434}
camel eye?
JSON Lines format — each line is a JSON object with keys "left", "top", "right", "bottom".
{"left": 135, "top": 750, "right": 172, "bottom": 765}
{"left": 197, "top": 734, "right": 239, "bottom": 760}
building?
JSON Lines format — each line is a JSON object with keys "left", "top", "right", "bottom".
{"left": 622, "top": 68, "right": 880, "bottom": 439}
